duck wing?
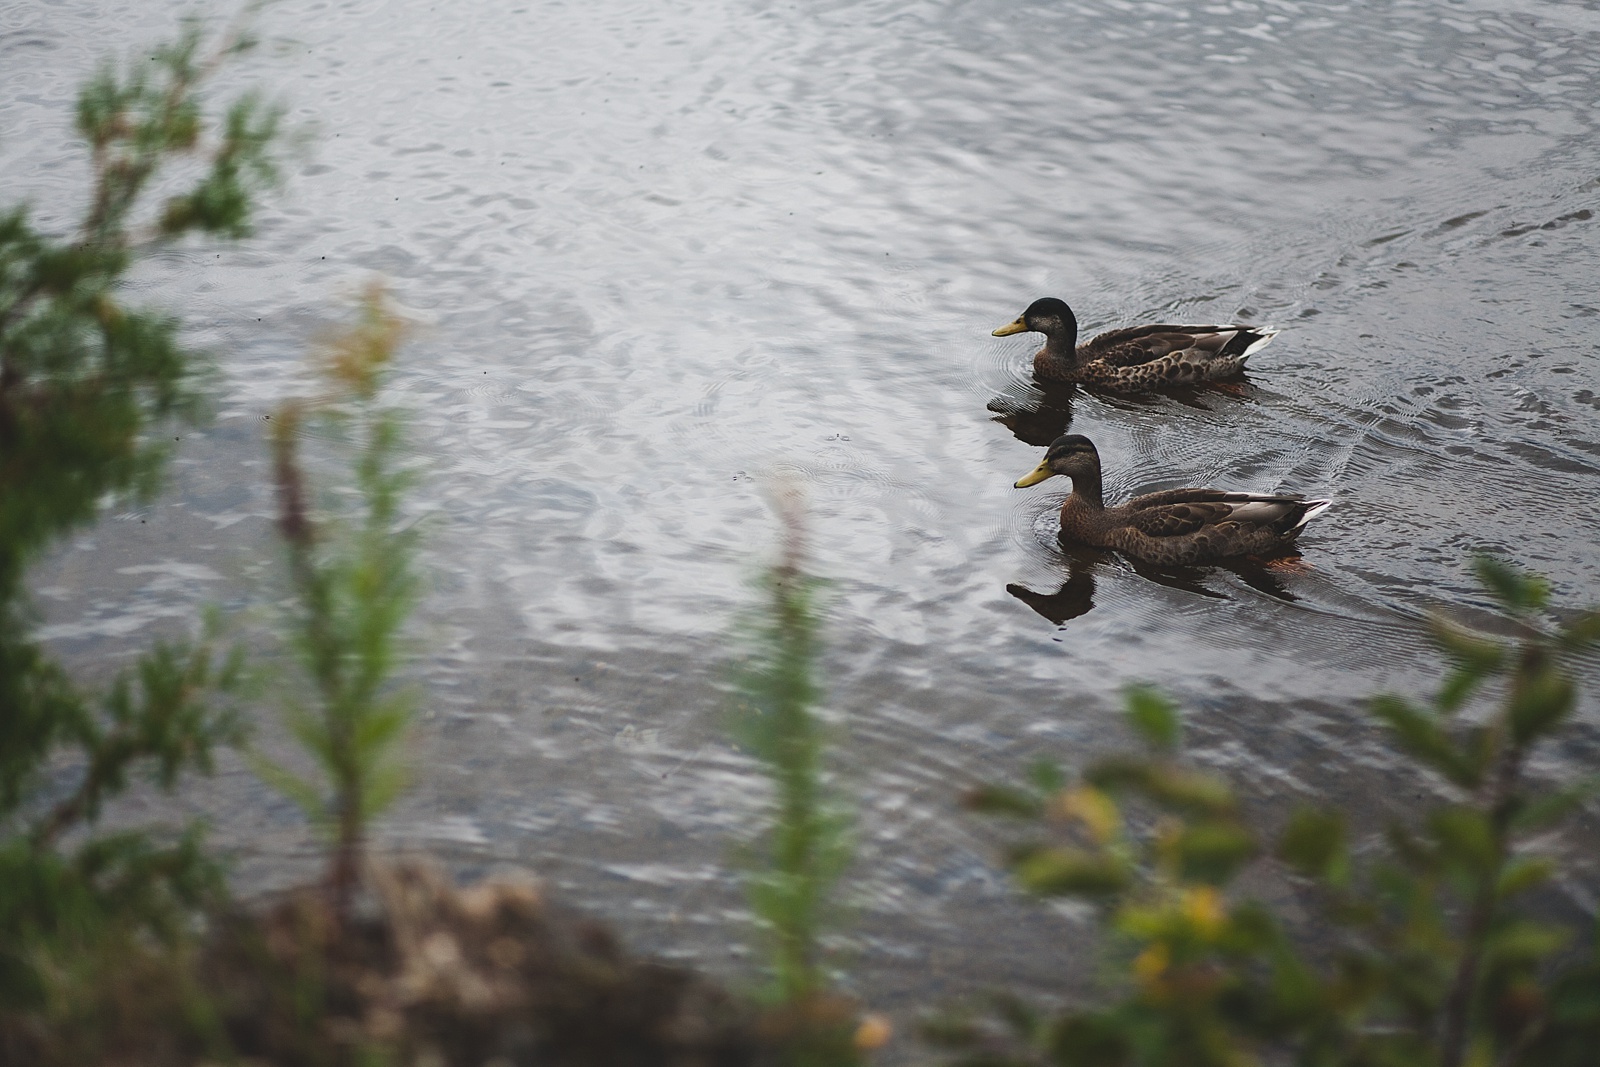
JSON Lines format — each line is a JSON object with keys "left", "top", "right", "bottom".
{"left": 1082, "top": 324, "right": 1277, "bottom": 368}
{"left": 1124, "top": 488, "right": 1327, "bottom": 537}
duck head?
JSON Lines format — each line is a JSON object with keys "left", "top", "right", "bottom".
{"left": 992, "top": 298, "right": 1079, "bottom": 343}
{"left": 1014, "top": 433, "right": 1100, "bottom": 488}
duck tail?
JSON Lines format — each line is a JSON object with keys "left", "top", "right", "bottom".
{"left": 1292, "top": 498, "right": 1333, "bottom": 531}
{"left": 1238, "top": 326, "right": 1281, "bottom": 361}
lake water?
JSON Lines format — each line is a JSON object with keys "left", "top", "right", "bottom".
{"left": 6, "top": 0, "right": 1600, "bottom": 1029}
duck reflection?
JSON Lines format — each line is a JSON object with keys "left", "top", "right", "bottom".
{"left": 1007, "top": 547, "right": 1303, "bottom": 626}
{"left": 1129, "top": 554, "right": 1301, "bottom": 603}
{"left": 987, "top": 381, "right": 1078, "bottom": 447}
{"left": 988, "top": 376, "right": 1264, "bottom": 450}
{"left": 1005, "top": 545, "right": 1107, "bottom": 624}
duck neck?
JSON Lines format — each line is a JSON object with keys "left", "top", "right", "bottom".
{"left": 1068, "top": 468, "right": 1103, "bottom": 510}
{"left": 1039, "top": 318, "right": 1081, "bottom": 367}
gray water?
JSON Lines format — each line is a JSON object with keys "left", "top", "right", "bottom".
{"left": 6, "top": 0, "right": 1600, "bottom": 1026}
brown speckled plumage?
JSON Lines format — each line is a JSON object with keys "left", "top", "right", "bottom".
{"left": 1014, "top": 435, "right": 1331, "bottom": 566}
{"left": 992, "top": 298, "right": 1278, "bottom": 391}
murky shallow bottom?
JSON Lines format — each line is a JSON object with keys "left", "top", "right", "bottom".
{"left": 7, "top": 0, "right": 1600, "bottom": 1026}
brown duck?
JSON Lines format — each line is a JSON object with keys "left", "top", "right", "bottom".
{"left": 1014, "top": 435, "right": 1331, "bottom": 566}
{"left": 992, "top": 297, "right": 1279, "bottom": 390}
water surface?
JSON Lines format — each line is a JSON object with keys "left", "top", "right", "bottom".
{"left": 6, "top": 0, "right": 1600, "bottom": 1023}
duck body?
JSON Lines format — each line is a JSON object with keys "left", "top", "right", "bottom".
{"left": 1015, "top": 435, "right": 1330, "bottom": 566}
{"left": 993, "top": 298, "right": 1278, "bottom": 390}
{"left": 1058, "top": 486, "right": 1329, "bottom": 565}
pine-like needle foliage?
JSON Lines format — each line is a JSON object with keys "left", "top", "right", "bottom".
{"left": 731, "top": 494, "right": 871, "bottom": 1065}
{"left": 254, "top": 283, "right": 421, "bottom": 921}
{"left": 0, "top": 15, "right": 281, "bottom": 1023}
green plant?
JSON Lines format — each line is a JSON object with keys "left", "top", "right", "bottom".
{"left": 942, "top": 558, "right": 1600, "bottom": 1067}
{"left": 730, "top": 491, "right": 871, "bottom": 1064}
{"left": 0, "top": 13, "right": 281, "bottom": 1028}
{"left": 254, "top": 283, "right": 421, "bottom": 921}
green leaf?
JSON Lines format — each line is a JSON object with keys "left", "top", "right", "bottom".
{"left": 1027, "top": 759, "right": 1066, "bottom": 794}
{"left": 1427, "top": 613, "right": 1507, "bottom": 675}
{"left": 1012, "top": 846, "right": 1130, "bottom": 897}
{"left": 1082, "top": 756, "right": 1153, "bottom": 795}
{"left": 1262, "top": 938, "right": 1323, "bottom": 1016}
{"left": 1175, "top": 820, "right": 1258, "bottom": 884}
{"left": 247, "top": 751, "right": 324, "bottom": 825}
{"left": 1370, "top": 695, "right": 1481, "bottom": 789}
{"left": 1435, "top": 666, "right": 1483, "bottom": 714}
{"left": 1508, "top": 667, "right": 1575, "bottom": 745}
{"left": 1485, "top": 920, "right": 1569, "bottom": 966}
{"left": 360, "top": 760, "right": 408, "bottom": 820}
{"left": 1223, "top": 900, "right": 1282, "bottom": 952}
{"left": 1124, "top": 685, "right": 1180, "bottom": 751}
{"left": 1559, "top": 610, "right": 1600, "bottom": 650}
{"left": 1427, "top": 808, "right": 1495, "bottom": 872}
{"left": 352, "top": 694, "right": 412, "bottom": 753}
{"left": 1279, "top": 807, "right": 1349, "bottom": 885}
{"left": 1496, "top": 857, "right": 1556, "bottom": 900}
{"left": 1474, "top": 556, "right": 1550, "bottom": 613}
{"left": 1143, "top": 766, "right": 1238, "bottom": 816}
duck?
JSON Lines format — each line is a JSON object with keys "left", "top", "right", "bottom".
{"left": 1013, "top": 434, "right": 1331, "bottom": 566}
{"left": 992, "top": 297, "right": 1278, "bottom": 390}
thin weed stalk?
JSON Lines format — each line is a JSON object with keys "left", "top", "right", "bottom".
{"left": 257, "top": 283, "right": 419, "bottom": 923}
{"left": 732, "top": 489, "right": 868, "bottom": 1064}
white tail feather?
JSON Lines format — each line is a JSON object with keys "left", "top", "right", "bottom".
{"left": 1168, "top": 324, "right": 1280, "bottom": 362}
{"left": 1293, "top": 499, "right": 1333, "bottom": 531}
{"left": 1240, "top": 327, "right": 1280, "bottom": 360}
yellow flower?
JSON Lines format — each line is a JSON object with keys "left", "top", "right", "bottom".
{"left": 1052, "top": 785, "right": 1121, "bottom": 844}
{"left": 1133, "top": 942, "right": 1170, "bottom": 988}
{"left": 1182, "top": 885, "right": 1226, "bottom": 937}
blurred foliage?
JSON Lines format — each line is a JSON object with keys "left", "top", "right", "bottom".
{"left": 731, "top": 491, "right": 881, "bottom": 1066}
{"left": 0, "top": 17, "right": 280, "bottom": 602}
{"left": 938, "top": 558, "right": 1600, "bottom": 1067}
{"left": 8, "top": 14, "right": 1600, "bottom": 1067}
{"left": 0, "top": 14, "right": 281, "bottom": 1044}
{"left": 252, "top": 283, "right": 421, "bottom": 921}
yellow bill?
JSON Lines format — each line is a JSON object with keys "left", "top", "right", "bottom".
{"left": 1014, "top": 459, "right": 1056, "bottom": 488}
{"left": 992, "top": 317, "right": 1028, "bottom": 337}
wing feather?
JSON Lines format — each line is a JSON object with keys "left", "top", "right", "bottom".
{"left": 1082, "top": 323, "right": 1270, "bottom": 368}
{"left": 1123, "top": 489, "right": 1318, "bottom": 539}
